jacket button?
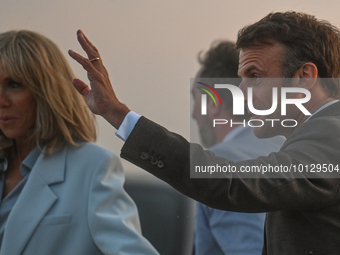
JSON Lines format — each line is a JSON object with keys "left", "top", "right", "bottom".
{"left": 140, "top": 152, "right": 149, "bottom": 160}
{"left": 150, "top": 157, "right": 159, "bottom": 165}
{"left": 157, "top": 160, "right": 164, "bottom": 168}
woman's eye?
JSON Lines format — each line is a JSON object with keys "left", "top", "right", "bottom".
{"left": 8, "top": 80, "right": 22, "bottom": 88}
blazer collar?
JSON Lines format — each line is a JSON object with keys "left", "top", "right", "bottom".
{"left": 34, "top": 145, "right": 67, "bottom": 185}
{"left": 0, "top": 145, "right": 67, "bottom": 255}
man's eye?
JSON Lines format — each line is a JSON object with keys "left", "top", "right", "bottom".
{"left": 252, "top": 75, "right": 261, "bottom": 83}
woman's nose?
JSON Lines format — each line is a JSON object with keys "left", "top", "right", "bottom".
{"left": 0, "top": 88, "right": 11, "bottom": 108}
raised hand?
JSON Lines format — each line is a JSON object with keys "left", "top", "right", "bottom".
{"left": 68, "top": 30, "right": 129, "bottom": 129}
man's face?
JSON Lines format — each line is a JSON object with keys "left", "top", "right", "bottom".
{"left": 191, "top": 85, "right": 216, "bottom": 147}
{"left": 238, "top": 43, "right": 296, "bottom": 138}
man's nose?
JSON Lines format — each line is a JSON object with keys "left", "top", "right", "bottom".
{"left": 239, "top": 80, "right": 248, "bottom": 100}
{"left": 192, "top": 110, "right": 196, "bottom": 120}
{"left": 192, "top": 103, "right": 198, "bottom": 120}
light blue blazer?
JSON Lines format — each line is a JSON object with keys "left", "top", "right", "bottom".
{"left": 0, "top": 142, "right": 158, "bottom": 255}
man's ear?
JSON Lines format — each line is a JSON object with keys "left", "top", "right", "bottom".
{"left": 294, "top": 62, "right": 318, "bottom": 90}
{"left": 206, "top": 97, "right": 222, "bottom": 118}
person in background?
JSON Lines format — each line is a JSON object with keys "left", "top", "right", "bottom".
{"left": 0, "top": 30, "right": 158, "bottom": 255}
{"left": 192, "top": 40, "right": 285, "bottom": 255}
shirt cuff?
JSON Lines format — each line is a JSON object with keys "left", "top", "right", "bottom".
{"left": 115, "top": 111, "right": 141, "bottom": 141}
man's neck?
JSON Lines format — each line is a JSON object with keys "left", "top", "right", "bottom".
{"left": 214, "top": 118, "right": 244, "bottom": 144}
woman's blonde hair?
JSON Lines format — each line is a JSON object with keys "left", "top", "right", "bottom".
{"left": 0, "top": 30, "right": 96, "bottom": 156}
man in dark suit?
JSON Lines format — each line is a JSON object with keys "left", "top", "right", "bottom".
{"left": 193, "top": 40, "right": 284, "bottom": 255}
{"left": 69, "top": 11, "right": 340, "bottom": 255}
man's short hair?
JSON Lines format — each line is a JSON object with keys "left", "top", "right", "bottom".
{"left": 198, "top": 40, "right": 239, "bottom": 79}
{"left": 198, "top": 41, "right": 241, "bottom": 114}
{"left": 236, "top": 11, "right": 340, "bottom": 98}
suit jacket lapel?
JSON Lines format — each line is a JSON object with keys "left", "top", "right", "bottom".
{"left": 0, "top": 146, "right": 67, "bottom": 255}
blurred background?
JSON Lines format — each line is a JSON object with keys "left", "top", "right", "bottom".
{"left": 2, "top": 0, "right": 340, "bottom": 158}
{"left": 1, "top": 1, "right": 339, "bottom": 254}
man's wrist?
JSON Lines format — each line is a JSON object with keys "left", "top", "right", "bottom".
{"left": 102, "top": 103, "right": 130, "bottom": 130}
{"left": 115, "top": 111, "right": 142, "bottom": 141}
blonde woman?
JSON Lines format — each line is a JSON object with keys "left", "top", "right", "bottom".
{"left": 0, "top": 30, "right": 158, "bottom": 255}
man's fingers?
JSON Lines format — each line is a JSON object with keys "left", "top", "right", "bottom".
{"left": 68, "top": 49, "right": 97, "bottom": 73}
{"left": 76, "top": 30, "right": 100, "bottom": 60}
{"left": 72, "top": 78, "right": 91, "bottom": 97}
{"left": 77, "top": 30, "right": 97, "bottom": 50}
{"left": 73, "top": 30, "right": 106, "bottom": 72}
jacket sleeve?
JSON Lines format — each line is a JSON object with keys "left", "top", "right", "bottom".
{"left": 121, "top": 116, "right": 340, "bottom": 213}
{"left": 87, "top": 151, "right": 159, "bottom": 255}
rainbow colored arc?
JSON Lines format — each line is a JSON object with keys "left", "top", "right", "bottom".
{"left": 196, "top": 82, "right": 222, "bottom": 106}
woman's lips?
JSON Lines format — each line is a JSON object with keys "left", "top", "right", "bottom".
{"left": 0, "top": 116, "right": 16, "bottom": 124}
